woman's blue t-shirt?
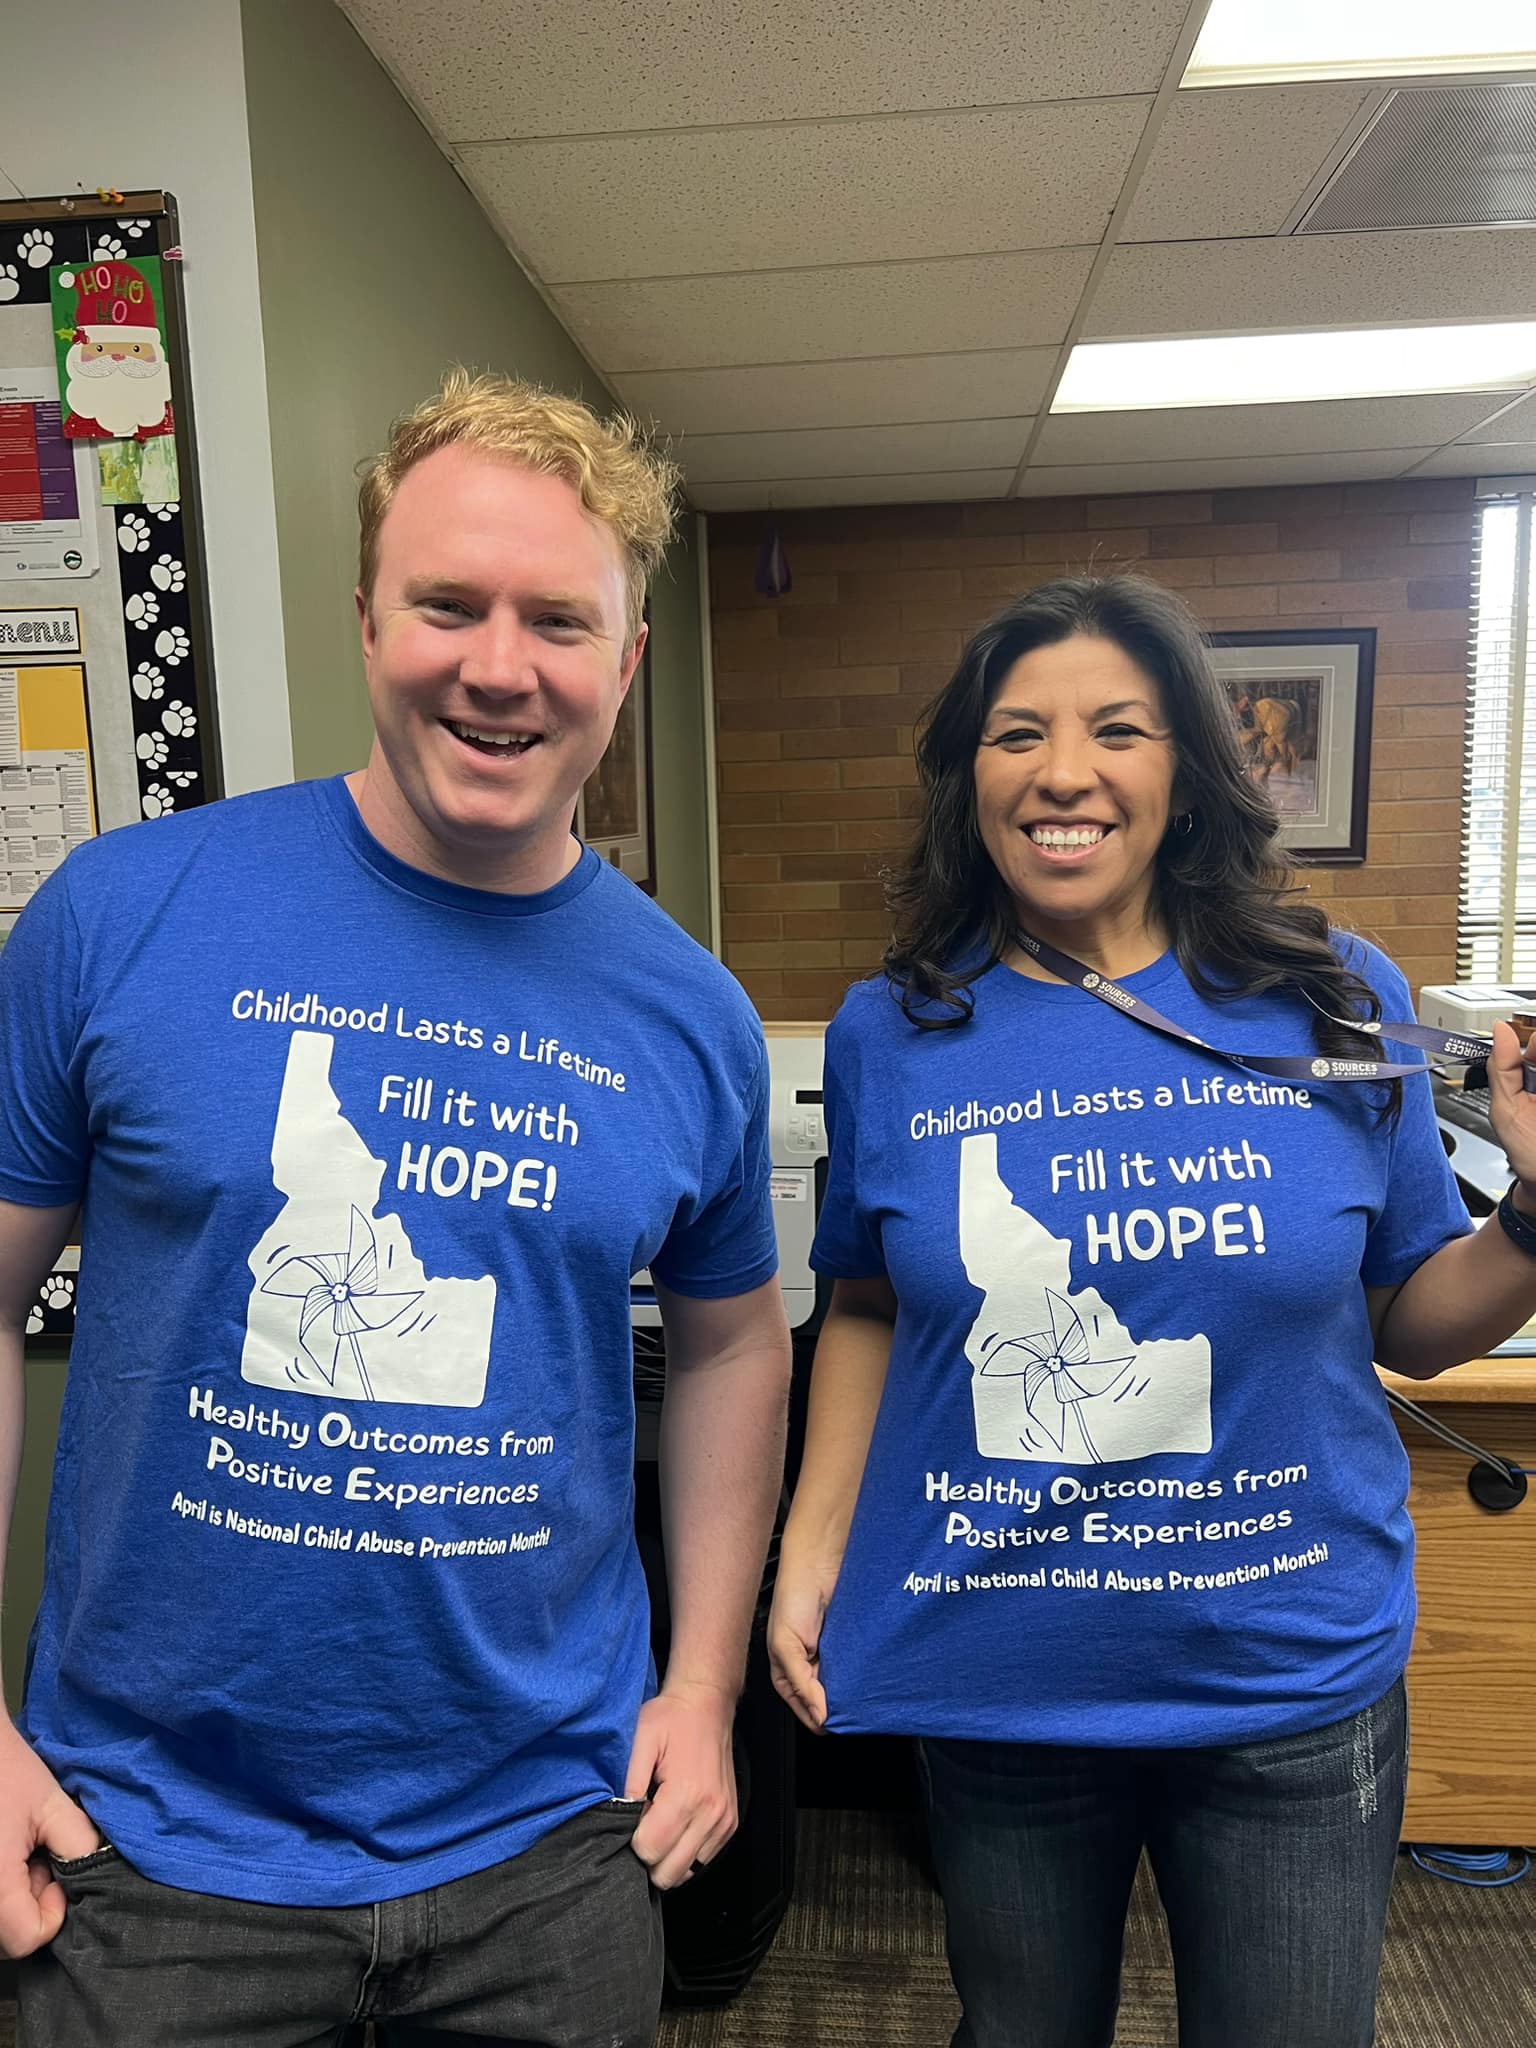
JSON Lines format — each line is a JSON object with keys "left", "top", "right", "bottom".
{"left": 811, "top": 944, "right": 1471, "bottom": 1747}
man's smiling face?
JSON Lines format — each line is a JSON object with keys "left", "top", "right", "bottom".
{"left": 356, "top": 442, "right": 644, "bottom": 893}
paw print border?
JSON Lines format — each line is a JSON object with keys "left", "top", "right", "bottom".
{"left": 115, "top": 503, "right": 206, "bottom": 815}
{"left": 30, "top": 1270, "right": 78, "bottom": 1340}
{"left": 0, "top": 219, "right": 94, "bottom": 304}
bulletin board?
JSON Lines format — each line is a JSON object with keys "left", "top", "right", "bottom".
{"left": 0, "top": 190, "right": 219, "bottom": 1340}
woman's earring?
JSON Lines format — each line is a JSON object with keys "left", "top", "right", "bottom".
{"left": 1174, "top": 812, "right": 1194, "bottom": 836}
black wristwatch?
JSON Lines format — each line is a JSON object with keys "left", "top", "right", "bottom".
{"left": 1496, "top": 1182, "right": 1536, "bottom": 1258}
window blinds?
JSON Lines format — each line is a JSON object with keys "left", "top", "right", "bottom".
{"left": 1458, "top": 488, "right": 1536, "bottom": 980}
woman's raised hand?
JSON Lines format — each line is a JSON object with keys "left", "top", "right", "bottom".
{"left": 1487, "top": 1021, "right": 1536, "bottom": 1197}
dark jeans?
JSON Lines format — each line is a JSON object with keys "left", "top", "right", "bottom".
{"left": 918, "top": 1677, "right": 1407, "bottom": 2048}
{"left": 18, "top": 1798, "right": 662, "bottom": 2048}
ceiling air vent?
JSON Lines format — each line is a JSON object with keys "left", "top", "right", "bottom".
{"left": 1297, "top": 83, "right": 1536, "bottom": 234}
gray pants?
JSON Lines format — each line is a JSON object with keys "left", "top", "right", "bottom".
{"left": 19, "top": 1799, "right": 662, "bottom": 2048}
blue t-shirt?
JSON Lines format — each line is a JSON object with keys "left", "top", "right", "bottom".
{"left": 0, "top": 777, "right": 777, "bottom": 1905}
{"left": 811, "top": 946, "right": 1471, "bottom": 1747}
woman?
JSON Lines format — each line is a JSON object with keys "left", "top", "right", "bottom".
{"left": 768, "top": 575, "right": 1536, "bottom": 2048}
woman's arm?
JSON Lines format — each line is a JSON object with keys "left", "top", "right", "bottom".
{"left": 1369, "top": 1194, "right": 1536, "bottom": 1376}
{"left": 767, "top": 1274, "right": 897, "bottom": 1729}
{"left": 1372, "top": 1021, "right": 1536, "bottom": 1376}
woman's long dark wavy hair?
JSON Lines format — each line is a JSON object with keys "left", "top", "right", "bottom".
{"left": 884, "top": 574, "right": 1399, "bottom": 1118}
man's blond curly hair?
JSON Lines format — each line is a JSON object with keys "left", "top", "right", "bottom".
{"left": 358, "top": 369, "right": 680, "bottom": 647}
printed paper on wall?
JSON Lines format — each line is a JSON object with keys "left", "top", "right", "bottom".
{"left": 51, "top": 256, "right": 173, "bottom": 443}
{"left": 1, "top": 661, "right": 98, "bottom": 929}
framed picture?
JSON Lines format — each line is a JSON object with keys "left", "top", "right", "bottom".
{"left": 577, "top": 624, "right": 655, "bottom": 892}
{"left": 1207, "top": 629, "right": 1376, "bottom": 865}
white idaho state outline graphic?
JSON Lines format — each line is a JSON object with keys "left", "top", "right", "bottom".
{"left": 959, "top": 1133, "right": 1211, "bottom": 1464}
{"left": 241, "top": 1030, "right": 496, "bottom": 1406}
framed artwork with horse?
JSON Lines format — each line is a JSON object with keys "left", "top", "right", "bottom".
{"left": 1207, "top": 629, "right": 1376, "bottom": 865}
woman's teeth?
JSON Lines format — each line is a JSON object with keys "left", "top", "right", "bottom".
{"left": 1029, "top": 826, "right": 1104, "bottom": 849}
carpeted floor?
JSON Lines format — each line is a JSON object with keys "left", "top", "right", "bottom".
{"left": 0, "top": 1812, "right": 1528, "bottom": 2044}
{"left": 655, "top": 1810, "right": 1536, "bottom": 2048}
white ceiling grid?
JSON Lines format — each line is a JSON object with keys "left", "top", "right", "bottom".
{"left": 339, "top": 0, "right": 1536, "bottom": 507}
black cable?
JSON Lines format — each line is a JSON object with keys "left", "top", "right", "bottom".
{"left": 1383, "top": 1388, "right": 1524, "bottom": 1487}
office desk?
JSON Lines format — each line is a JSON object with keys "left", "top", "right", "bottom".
{"left": 1380, "top": 1358, "right": 1536, "bottom": 1844}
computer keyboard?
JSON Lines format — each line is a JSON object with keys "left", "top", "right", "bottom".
{"left": 1432, "top": 1079, "right": 1507, "bottom": 1207}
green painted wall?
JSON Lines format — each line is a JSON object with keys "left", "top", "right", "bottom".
{"left": 4, "top": 1358, "right": 66, "bottom": 1715}
{"left": 240, "top": 0, "right": 712, "bottom": 943}
{"left": 644, "top": 520, "right": 712, "bottom": 946}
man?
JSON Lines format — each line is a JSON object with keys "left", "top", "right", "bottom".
{"left": 0, "top": 371, "right": 791, "bottom": 2045}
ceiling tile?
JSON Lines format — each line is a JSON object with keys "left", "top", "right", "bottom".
{"left": 1017, "top": 450, "right": 1432, "bottom": 496}
{"left": 1409, "top": 442, "right": 1536, "bottom": 477}
{"left": 692, "top": 470, "right": 1016, "bottom": 512}
{"left": 1087, "top": 228, "right": 1536, "bottom": 337}
{"left": 338, "top": 5, "right": 1536, "bottom": 502}
{"left": 1035, "top": 392, "right": 1513, "bottom": 465}
{"left": 615, "top": 350, "right": 1060, "bottom": 434}
{"left": 462, "top": 99, "right": 1148, "bottom": 283}
{"left": 679, "top": 418, "right": 1032, "bottom": 485}
{"left": 553, "top": 250, "right": 1096, "bottom": 371}
{"left": 340, "top": 0, "right": 1190, "bottom": 138}
{"left": 1460, "top": 388, "right": 1536, "bottom": 442}
{"left": 1120, "top": 84, "right": 1373, "bottom": 241}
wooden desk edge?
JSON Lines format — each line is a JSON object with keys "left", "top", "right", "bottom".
{"left": 1376, "top": 1357, "right": 1536, "bottom": 1404}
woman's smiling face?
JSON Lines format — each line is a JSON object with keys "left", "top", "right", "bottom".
{"left": 974, "top": 632, "right": 1180, "bottom": 950}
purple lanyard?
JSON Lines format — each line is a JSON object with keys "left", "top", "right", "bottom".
{"left": 1013, "top": 928, "right": 1521, "bottom": 1088}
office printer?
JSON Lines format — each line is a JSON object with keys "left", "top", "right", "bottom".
{"left": 1417, "top": 984, "right": 1528, "bottom": 1208}
{"left": 1417, "top": 983, "right": 1536, "bottom": 1036}
{"left": 759, "top": 1023, "right": 827, "bottom": 1331}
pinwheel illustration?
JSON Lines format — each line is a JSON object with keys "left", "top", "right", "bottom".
{"left": 260, "top": 1206, "right": 421, "bottom": 1402}
{"left": 978, "top": 1288, "right": 1134, "bottom": 1462}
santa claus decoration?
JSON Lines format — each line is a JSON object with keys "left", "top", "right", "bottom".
{"left": 53, "top": 259, "right": 174, "bottom": 442}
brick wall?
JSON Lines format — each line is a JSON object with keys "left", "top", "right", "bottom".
{"left": 708, "top": 479, "right": 1475, "bottom": 1021}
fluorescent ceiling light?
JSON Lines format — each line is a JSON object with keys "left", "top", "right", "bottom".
{"left": 1183, "top": 0, "right": 1536, "bottom": 87}
{"left": 1052, "top": 324, "right": 1536, "bottom": 412}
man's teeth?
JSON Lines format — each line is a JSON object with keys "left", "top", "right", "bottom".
{"left": 1029, "top": 826, "right": 1105, "bottom": 849}
{"left": 450, "top": 722, "right": 535, "bottom": 750}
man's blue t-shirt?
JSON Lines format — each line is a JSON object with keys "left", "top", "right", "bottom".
{"left": 811, "top": 947, "right": 1471, "bottom": 1747}
{"left": 0, "top": 777, "right": 777, "bottom": 1905}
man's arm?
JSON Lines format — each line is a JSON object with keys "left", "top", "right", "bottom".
{"left": 624, "top": 1276, "right": 791, "bottom": 1890}
{"left": 0, "top": 1200, "right": 100, "bottom": 1957}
